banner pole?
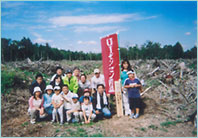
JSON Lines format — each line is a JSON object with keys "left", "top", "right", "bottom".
{"left": 116, "top": 32, "right": 122, "bottom": 81}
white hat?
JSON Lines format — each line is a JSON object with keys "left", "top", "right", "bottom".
{"left": 127, "top": 71, "right": 135, "bottom": 75}
{"left": 33, "top": 87, "right": 42, "bottom": 94}
{"left": 72, "top": 93, "right": 79, "bottom": 99}
{"left": 94, "top": 69, "right": 100, "bottom": 74}
{"left": 54, "top": 86, "right": 61, "bottom": 91}
{"left": 45, "top": 85, "right": 53, "bottom": 91}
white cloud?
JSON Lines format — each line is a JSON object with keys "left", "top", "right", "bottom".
{"left": 32, "top": 32, "right": 52, "bottom": 44}
{"left": 34, "top": 38, "right": 53, "bottom": 44}
{"left": 73, "top": 26, "right": 126, "bottom": 33}
{"left": 49, "top": 13, "right": 157, "bottom": 27}
{"left": 77, "top": 40, "right": 97, "bottom": 45}
{"left": 185, "top": 32, "right": 191, "bottom": 35}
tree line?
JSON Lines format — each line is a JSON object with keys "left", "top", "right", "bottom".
{"left": 1, "top": 37, "right": 197, "bottom": 62}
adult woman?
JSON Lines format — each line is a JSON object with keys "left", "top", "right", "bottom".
{"left": 121, "top": 59, "right": 135, "bottom": 116}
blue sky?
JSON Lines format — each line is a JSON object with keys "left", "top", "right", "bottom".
{"left": 1, "top": 1, "right": 197, "bottom": 53}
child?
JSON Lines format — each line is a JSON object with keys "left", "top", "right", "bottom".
{"left": 51, "top": 86, "right": 64, "bottom": 125}
{"left": 43, "top": 85, "right": 54, "bottom": 119}
{"left": 124, "top": 71, "right": 142, "bottom": 119}
{"left": 61, "top": 84, "right": 73, "bottom": 123}
{"left": 28, "top": 87, "right": 45, "bottom": 124}
{"left": 79, "top": 88, "right": 93, "bottom": 103}
{"left": 80, "top": 96, "right": 96, "bottom": 124}
{"left": 66, "top": 94, "right": 81, "bottom": 123}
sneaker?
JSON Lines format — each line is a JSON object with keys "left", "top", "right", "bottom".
{"left": 133, "top": 114, "right": 139, "bottom": 119}
{"left": 40, "top": 113, "right": 47, "bottom": 118}
{"left": 51, "top": 120, "right": 55, "bottom": 124}
{"left": 30, "top": 119, "right": 36, "bottom": 124}
{"left": 60, "top": 122, "right": 63, "bottom": 125}
{"left": 129, "top": 113, "right": 135, "bottom": 119}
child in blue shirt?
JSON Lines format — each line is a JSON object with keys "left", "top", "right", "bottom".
{"left": 124, "top": 71, "right": 142, "bottom": 119}
{"left": 43, "top": 85, "right": 54, "bottom": 119}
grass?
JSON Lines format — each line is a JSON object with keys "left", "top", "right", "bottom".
{"left": 21, "top": 121, "right": 29, "bottom": 127}
{"left": 61, "top": 126, "right": 104, "bottom": 137}
{"left": 140, "top": 127, "right": 146, "bottom": 132}
{"left": 192, "top": 130, "right": 197, "bottom": 136}
{"left": 148, "top": 124, "right": 158, "bottom": 130}
{"left": 159, "top": 127, "right": 168, "bottom": 132}
{"left": 145, "top": 79, "right": 160, "bottom": 87}
{"left": 160, "top": 120, "right": 182, "bottom": 128}
{"left": 66, "top": 128, "right": 88, "bottom": 137}
{"left": 90, "top": 133, "right": 104, "bottom": 137}
{"left": 55, "top": 129, "right": 60, "bottom": 133}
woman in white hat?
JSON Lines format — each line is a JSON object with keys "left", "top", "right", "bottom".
{"left": 28, "top": 86, "right": 45, "bottom": 124}
{"left": 43, "top": 85, "right": 54, "bottom": 120}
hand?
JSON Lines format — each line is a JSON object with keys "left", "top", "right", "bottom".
{"left": 95, "top": 110, "right": 100, "bottom": 114}
{"left": 107, "top": 94, "right": 110, "bottom": 98}
{"left": 67, "top": 111, "right": 71, "bottom": 114}
{"left": 87, "top": 120, "right": 90, "bottom": 123}
{"left": 130, "top": 85, "right": 134, "bottom": 88}
{"left": 85, "top": 120, "right": 88, "bottom": 124}
{"left": 40, "top": 109, "right": 44, "bottom": 115}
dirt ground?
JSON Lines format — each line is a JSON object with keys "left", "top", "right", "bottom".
{"left": 1, "top": 89, "right": 196, "bottom": 137}
{"left": 1, "top": 61, "right": 197, "bottom": 137}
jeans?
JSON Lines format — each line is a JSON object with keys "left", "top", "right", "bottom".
{"left": 102, "top": 107, "right": 111, "bottom": 117}
{"left": 94, "top": 107, "right": 111, "bottom": 120}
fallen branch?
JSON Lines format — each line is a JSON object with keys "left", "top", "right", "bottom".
{"left": 147, "top": 67, "right": 160, "bottom": 76}
{"left": 158, "top": 80, "right": 169, "bottom": 90}
{"left": 140, "top": 86, "right": 152, "bottom": 96}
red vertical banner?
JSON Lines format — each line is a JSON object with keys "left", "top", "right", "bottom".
{"left": 100, "top": 33, "right": 120, "bottom": 95}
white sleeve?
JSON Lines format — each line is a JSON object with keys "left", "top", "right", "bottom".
{"left": 60, "top": 95, "right": 64, "bottom": 101}
{"left": 81, "top": 104, "right": 85, "bottom": 111}
{"left": 77, "top": 102, "right": 80, "bottom": 110}
{"left": 50, "top": 74, "right": 56, "bottom": 82}
{"left": 91, "top": 77, "right": 95, "bottom": 89}
{"left": 90, "top": 104, "right": 93, "bottom": 111}
{"left": 102, "top": 75, "right": 105, "bottom": 86}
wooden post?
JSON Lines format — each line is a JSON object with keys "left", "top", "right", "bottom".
{"left": 115, "top": 80, "right": 123, "bottom": 117}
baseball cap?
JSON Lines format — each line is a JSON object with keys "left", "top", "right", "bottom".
{"left": 54, "top": 86, "right": 61, "bottom": 91}
{"left": 66, "top": 69, "right": 72, "bottom": 74}
{"left": 127, "top": 70, "right": 135, "bottom": 75}
{"left": 94, "top": 69, "right": 100, "bottom": 74}
{"left": 72, "top": 93, "right": 79, "bottom": 99}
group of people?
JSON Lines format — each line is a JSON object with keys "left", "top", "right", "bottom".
{"left": 28, "top": 59, "right": 142, "bottom": 125}
{"left": 28, "top": 67, "right": 111, "bottom": 125}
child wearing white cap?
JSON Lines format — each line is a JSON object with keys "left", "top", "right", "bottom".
{"left": 51, "top": 86, "right": 64, "bottom": 125}
{"left": 124, "top": 71, "right": 142, "bottom": 119}
{"left": 28, "top": 86, "right": 45, "bottom": 124}
{"left": 43, "top": 85, "right": 54, "bottom": 119}
{"left": 66, "top": 93, "right": 81, "bottom": 123}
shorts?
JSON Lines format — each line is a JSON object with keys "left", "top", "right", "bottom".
{"left": 129, "top": 97, "right": 141, "bottom": 109}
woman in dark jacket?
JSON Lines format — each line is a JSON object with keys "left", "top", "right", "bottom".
{"left": 50, "top": 75, "right": 63, "bottom": 90}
